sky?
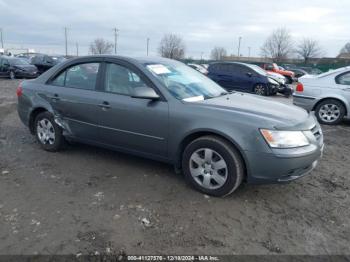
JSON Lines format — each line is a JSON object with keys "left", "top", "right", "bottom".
{"left": 0, "top": 0, "right": 349, "bottom": 58}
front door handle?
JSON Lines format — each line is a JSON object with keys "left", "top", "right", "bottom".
{"left": 98, "top": 101, "right": 110, "bottom": 110}
{"left": 48, "top": 93, "right": 60, "bottom": 102}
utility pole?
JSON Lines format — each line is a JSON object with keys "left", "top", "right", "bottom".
{"left": 113, "top": 28, "right": 119, "bottom": 55}
{"left": 237, "top": 36, "right": 242, "bottom": 57}
{"left": 64, "top": 27, "right": 68, "bottom": 56}
{"left": 0, "top": 28, "right": 4, "bottom": 48}
{"left": 200, "top": 52, "right": 204, "bottom": 62}
{"left": 76, "top": 42, "right": 79, "bottom": 56}
{"left": 146, "top": 37, "right": 150, "bottom": 56}
{"left": 248, "top": 46, "right": 251, "bottom": 57}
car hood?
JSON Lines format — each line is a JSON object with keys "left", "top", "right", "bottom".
{"left": 195, "top": 92, "right": 313, "bottom": 129}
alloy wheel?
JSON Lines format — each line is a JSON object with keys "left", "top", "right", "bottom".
{"left": 254, "top": 85, "right": 265, "bottom": 96}
{"left": 37, "top": 118, "right": 56, "bottom": 145}
{"left": 10, "top": 71, "right": 15, "bottom": 80}
{"left": 189, "top": 148, "right": 228, "bottom": 190}
{"left": 319, "top": 104, "right": 340, "bottom": 123}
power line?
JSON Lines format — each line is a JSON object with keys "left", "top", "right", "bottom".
{"left": 113, "top": 28, "right": 119, "bottom": 54}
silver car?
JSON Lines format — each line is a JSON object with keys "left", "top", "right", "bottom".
{"left": 293, "top": 66, "right": 350, "bottom": 125}
{"left": 17, "top": 56, "right": 324, "bottom": 196}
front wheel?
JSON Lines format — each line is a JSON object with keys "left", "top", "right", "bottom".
{"left": 315, "top": 99, "right": 345, "bottom": 125}
{"left": 182, "top": 136, "right": 244, "bottom": 197}
{"left": 254, "top": 84, "right": 266, "bottom": 96}
{"left": 34, "top": 111, "right": 66, "bottom": 151}
{"left": 9, "top": 71, "right": 15, "bottom": 80}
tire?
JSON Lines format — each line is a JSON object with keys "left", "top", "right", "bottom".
{"left": 34, "top": 111, "right": 66, "bottom": 151}
{"left": 315, "top": 99, "right": 345, "bottom": 125}
{"left": 9, "top": 71, "right": 15, "bottom": 80}
{"left": 254, "top": 84, "right": 267, "bottom": 96}
{"left": 182, "top": 136, "right": 244, "bottom": 197}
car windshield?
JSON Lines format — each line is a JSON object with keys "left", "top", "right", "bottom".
{"left": 247, "top": 64, "right": 267, "bottom": 76}
{"left": 144, "top": 62, "right": 226, "bottom": 101}
{"left": 9, "top": 58, "right": 30, "bottom": 65}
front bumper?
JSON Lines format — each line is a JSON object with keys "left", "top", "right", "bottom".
{"left": 245, "top": 123, "right": 324, "bottom": 184}
{"left": 293, "top": 94, "right": 317, "bottom": 112}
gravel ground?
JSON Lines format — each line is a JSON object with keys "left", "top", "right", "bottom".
{"left": 0, "top": 79, "right": 349, "bottom": 256}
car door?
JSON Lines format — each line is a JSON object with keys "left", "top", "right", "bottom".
{"left": 228, "top": 64, "right": 250, "bottom": 91}
{"left": 96, "top": 61, "right": 169, "bottom": 158}
{"left": 45, "top": 60, "right": 104, "bottom": 141}
{"left": 336, "top": 71, "right": 350, "bottom": 103}
{"left": 213, "top": 64, "right": 236, "bottom": 90}
{"left": 0, "top": 58, "right": 4, "bottom": 77}
{"left": 0, "top": 58, "right": 10, "bottom": 77}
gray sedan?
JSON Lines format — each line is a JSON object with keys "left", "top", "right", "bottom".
{"left": 17, "top": 56, "right": 324, "bottom": 196}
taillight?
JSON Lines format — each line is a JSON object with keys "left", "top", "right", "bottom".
{"left": 16, "top": 83, "right": 23, "bottom": 97}
{"left": 296, "top": 82, "right": 304, "bottom": 92}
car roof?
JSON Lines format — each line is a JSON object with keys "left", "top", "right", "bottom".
{"left": 65, "top": 55, "right": 183, "bottom": 67}
{"left": 210, "top": 61, "right": 251, "bottom": 67}
{"left": 317, "top": 66, "right": 350, "bottom": 78}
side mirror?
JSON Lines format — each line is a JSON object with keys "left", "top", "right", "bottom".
{"left": 132, "top": 86, "right": 160, "bottom": 100}
{"left": 246, "top": 72, "right": 252, "bottom": 77}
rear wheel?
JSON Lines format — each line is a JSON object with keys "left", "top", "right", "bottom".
{"left": 34, "top": 111, "right": 66, "bottom": 151}
{"left": 315, "top": 99, "right": 345, "bottom": 125}
{"left": 254, "top": 84, "right": 266, "bottom": 96}
{"left": 182, "top": 136, "right": 244, "bottom": 197}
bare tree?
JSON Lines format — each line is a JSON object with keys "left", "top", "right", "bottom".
{"left": 210, "top": 47, "right": 227, "bottom": 60}
{"left": 340, "top": 43, "right": 350, "bottom": 55}
{"left": 260, "top": 28, "right": 294, "bottom": 63}
{"left": 296, "top": 38, "right": 322, "bottom": 63}
{"left": 158, "top": 34, "right": 185, "bottom": 59}
{"left": 89, "top": 38, "right": 114, "bottom": 54}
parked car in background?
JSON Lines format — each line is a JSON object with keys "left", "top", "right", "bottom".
{"left": 300, "top": 67, "right": 323, "bottom": 75}
{"left": 30, "top": 54, "right": 66, "bottom": 74}
{"left": 293, "top": 66, "right": 350, "bottom": 125}
{"left": 256, "top": 62, "right": 296, "bottom": 84}
{"left": 207, "top": 62, "right": 279, "bottom": 96}
{"left": 187, "top": 63, "right": 208, "bottom": 74}
{"left": 0, "top": 56, "right": 38, "bottom": 79}
{"left": 290, "top": 68, "right": 308, "bottom": 78}
{"left": 201, "top": 64, "right": 209, "bottom": 69}
{"left": 17, "top": 56, "right": 324, "bottom": 196}
{"left": 264, "top": 70, "right": 294, "bottom": 97}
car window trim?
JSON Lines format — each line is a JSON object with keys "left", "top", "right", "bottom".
{"left": 47, "top": 61, "right": 103, "bottom": 91}
{"left": 335, "top": 71, "right": 350, "bottom": 85}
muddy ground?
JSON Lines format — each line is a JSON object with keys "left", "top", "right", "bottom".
{"left": 0, "top": 79, "right": 349, "bottom": 256}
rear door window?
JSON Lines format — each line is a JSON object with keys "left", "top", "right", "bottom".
{"left": 336, "top": 72, "right": 350, "bottom": 85}
{"left": 50, "top": 63, "right": 101, "bottom": 90}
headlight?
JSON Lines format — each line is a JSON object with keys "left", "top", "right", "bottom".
{"left": 268, "top": 78, "right": 279, "bottom": 85}
{"left": 260, "top": 129, "right": 309, "bottom": 148}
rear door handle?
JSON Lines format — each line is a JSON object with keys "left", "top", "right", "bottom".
{"left": 98, "top": 101, "right": 110, "bottom": 110}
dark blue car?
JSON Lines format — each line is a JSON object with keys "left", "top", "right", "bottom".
{"left": 207, "top": 62, "right": 279, "bottom": 96}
